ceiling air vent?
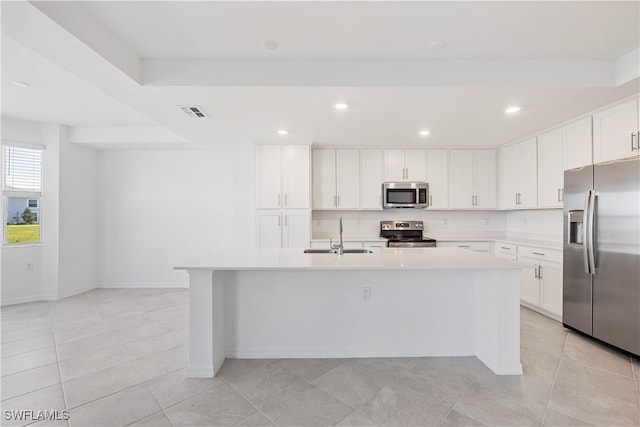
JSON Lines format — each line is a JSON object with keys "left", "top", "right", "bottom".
{"left": 177, "top": 105, "right": 208, "bottom": 118}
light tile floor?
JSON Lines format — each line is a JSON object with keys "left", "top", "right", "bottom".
{"left": 1, "top": 288, "right": 638, "bottom": 427}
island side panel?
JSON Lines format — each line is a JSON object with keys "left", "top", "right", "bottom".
{"left": 222, "top": 270, "right": 477, "bottom": 358}
{"left": 474, "top": 269, "right": 523, "bottom": 375}
{"left": 187, "top": 270, "right": 225, "bottom": 377}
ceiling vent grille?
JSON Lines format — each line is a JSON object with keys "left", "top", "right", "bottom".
{"left": 178, "top": 105, "right": 208, "bottom": 118}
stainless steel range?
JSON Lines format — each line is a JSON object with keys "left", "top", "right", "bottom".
{"left": 380, "top": 220, "right": 437, "bottom": 248}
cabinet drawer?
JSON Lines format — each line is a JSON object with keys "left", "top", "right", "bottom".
{"left": 495, "top": 241, "right": 517, "bottom": 254}
{"left": 518, "top": 245, "right": 562, "bottom": 263}
{"left": 438, "top": 241, "right": 491, "bottom": 252}
{"left": 363, "top": 241, "right": 387, "bottom": 249}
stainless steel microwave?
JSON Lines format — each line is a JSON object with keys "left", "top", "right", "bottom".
{"left": 383, "top": 182, "right": 429, "bottom": 209}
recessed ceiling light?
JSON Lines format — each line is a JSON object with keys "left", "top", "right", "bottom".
{"left": 418, "top": 130, "right": 431, "bottom": 137}
{"left": 428, "top": 40, "right": 447, "bottom": 50}
{"left": 264, "top": 40, "right": 279, "bottom": 50}
{"left": 277, "top": 129, "right": 289, "bottom": 135}
{"left": 12, "top": 81, "right": 30, "bottom": 88}
{"left": 505, "top": 105, "right": 521, "bottom": 114}
{"left": 334, "top": 103, "right": 348, "bottom": 110}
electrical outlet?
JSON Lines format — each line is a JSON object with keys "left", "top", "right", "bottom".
{"left": 362, "top": 286, "right": 371, "bottom": 301}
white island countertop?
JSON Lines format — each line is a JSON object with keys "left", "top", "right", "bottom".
{"left": 175, "top": 247, "right": 524, "bottom": 271}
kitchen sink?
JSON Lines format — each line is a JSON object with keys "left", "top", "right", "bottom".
{"left": 303, "top": 249, "right": 373, "bottom": 254}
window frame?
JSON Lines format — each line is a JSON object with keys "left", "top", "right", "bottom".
{"left": 2, "top": 142, "right": 44, "bottom": 247}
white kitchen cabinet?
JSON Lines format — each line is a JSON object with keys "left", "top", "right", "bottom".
{"left": 256, "top": 210, "right": 310, "bottom": 248}
{"left": 537, "top": 128, "right": 564, "bottom": 208}
{"left": 494, "top": 241, "right": 517, "bottom": 261}
{"left": 312, "top": 149, "right": 359, "bottom": 209}
{"left": 593, "top": 98, "right": 639, "bottom": 163}
{"left": 500, "top": 138, "right": 537, "bottom": 209}
{"left": 383, "top": 150, "right": 426, "bottom": 181}
{"left": 563, "top": 117, "right": 592, "bottom": 170}
{"left": 437, "top": 241, "right": 491, "bottom": 252}
{"left": 517, "top": 245, "right": 563, "bottom": 319}
{"left": 360, "top": 149, "right": 383, "bottom": 209}
{"left": 426, "top": 149, "right": 448, "bottom": 209}
{"left": 256, "top": 144, "right": 310, "bottom": 209}
{"left": 449, "top": 150, "right": 496, "bottom": 209}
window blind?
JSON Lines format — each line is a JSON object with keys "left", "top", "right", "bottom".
{"left": 4, "top": 145, "right": 42, "bottom": 193}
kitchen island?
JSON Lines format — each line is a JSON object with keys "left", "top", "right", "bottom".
{"left": 175, "top": 247, "right": 524, "bottom": 378}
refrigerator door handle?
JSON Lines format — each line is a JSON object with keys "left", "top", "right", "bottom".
{"left": 587, "top": 190, "right": 598, "bottom": 274}
{"left": 583, "top": 190, "right": 592, "bottom": 274}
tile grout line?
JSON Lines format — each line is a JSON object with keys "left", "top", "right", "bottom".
{"left": 436, "top": 369, "right": 488, "bottom": 427}
{"left": 539, "top": 329, "right": 569, "bottom": 427}
{"left": 217, "top": 374, "right": 281, "bottom": 427}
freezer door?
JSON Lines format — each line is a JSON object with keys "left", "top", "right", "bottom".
{"left": 563, "top": 166, "right": 593, "bottom": 335}
{"left": 592, "top": 157, "right": 640, "bottom": 355}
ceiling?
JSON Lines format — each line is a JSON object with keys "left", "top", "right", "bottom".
{"left": 1, "top": 1, "right": 639, "bottom": 149}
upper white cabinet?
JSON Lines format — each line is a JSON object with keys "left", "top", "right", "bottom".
{"left": 537, "top": 128, "right": 564, "bottom": 208}
{"left": 312, "top": 149, "right": 360, "bottom": 209}
{"left": 500, "top": 138, "right": 537, "bottom": 209}
{"left": 593, "top": 98, "right": 640, "bottom": 163}
{"left": 426, "top": 150, "right": 448, "bottom": 209}
{"left": 360, "top": 149, "right": 383, "bottom": 209}
{"left": 256, "top": 144, "right": 310, "bottom": 209}
{"left": 383, "top": 150, "right": 426, "bottom": 181}
{"left": 449, "top": 150, "right": 496, "bottom": 209}
{"left": 563, "top": 117, "right": 592, "bottom": 170}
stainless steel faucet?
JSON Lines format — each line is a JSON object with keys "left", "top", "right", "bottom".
{"left": 329, "top": 216, "right": 344, "bottom": 255}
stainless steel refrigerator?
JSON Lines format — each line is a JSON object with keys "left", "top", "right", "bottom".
{"left": 563, "top": 156, "right": 640, "bottom": 356}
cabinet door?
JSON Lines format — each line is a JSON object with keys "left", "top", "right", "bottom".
{"left": 282, "top": 145, "right": 310, "bottom": 209}
{"left": 256, "top": 145, "right": 282, "bottom": 209}
{"left": 473, "top": 150, "right": 496, "bottom": 209}
{"left": 256, "top": 212, "right": 282, "bottom": 248}
{"left": 426, "top": 150, "right": 448, "bottom": 209}
{"left": 449, "top": 150, "right": 474, "bottom": 208}
{"left": 404, "top": 150, "right": 427, "bottom": 181}
{"left": 500, "top": 143, "right": 520, "bottom": 209}
{"left": 540, "top": 263, "right": 563, "bottom": 316}
{"left": 383, "top": 150, "right": 406, "bottom": 181}
{"left": 563, "top": 117, "right": 592, "bottom": 170}
{"left": 521, "top": 265, "right": 541, "bottom": 306}
{"left": 336, "top": 149, "right": 360, "bottom": 209}
{"left": 283, "top": 211, "right": 310, "bottom": 248}
{"left": 312, "top": 149, "right": 336, "bottom": 209}
{"left": 538, "top": 128, "right": 564, "bottom": 208}
{"left": 518, "top": 138, "right": 538, "bottom": 208}
{"left": 360, "top": 150, "right": 383, "bottom": 209}
{"left": 593, "top": 98, "right": 639, "bottom": 163}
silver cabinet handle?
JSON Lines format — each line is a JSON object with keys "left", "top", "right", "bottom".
{"left": 284, "top": 194, "right": 288, "bottom": 207}
{"left": 285, "top": 215, "right": 288, "bottom": 226}
{"left": 515, "top": 193, "right": 518, "bottom": 205}
{"left": 500, "top": 246, "right": 511, "bottom": 250}
{"left": 475, "top": 195, "right": 478, "bottom": 206}
{"left": 558, "top": 188, "right": 562, "bottom": 202}
{"left": 278, "top": 194, "right": 281, "bottom": 207}
{"left": 632, "top": 133, "right": 637, "bottom": 151}
{"left": 532, "top": 252, "right": 545, "bottom": 256}
{"left": 538, "top": 265, "right": 543, "bottom": 279}
{"left": 429, "top": 195, "right": 433, "bottom": 206}
{"left": 278, "top": 215, "right": 281, "bottom": 226}
{"left": 560, "top": 188, "right": 564, "bottom": 202}
{"left": 337, "top": 194, "right": 340, "bottom": 207}
{"left": 458, "top": 245, "right": 470, "bottom": 248}
{"left": 534, "top": 264, "right": 539, "bottom": 279}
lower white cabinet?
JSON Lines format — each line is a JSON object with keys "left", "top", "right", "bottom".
{"left": 256, "top": 210, "right": 310, "bottom": 248}
{"left": 517, "top": 245, "right": 563, "bottom": 319}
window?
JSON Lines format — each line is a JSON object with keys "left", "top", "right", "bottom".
{"left": 3, "top": 145, "right": 43, "bottom": 245}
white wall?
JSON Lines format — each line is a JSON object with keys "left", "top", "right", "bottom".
{"left": 98, "top": 148, "right": 255, "bottom": 288}
{"left": 506, "top": 209, "right": 563, "bottom": 242}
{"left": 58, "top": 126, "right": 98, "bottom": 298}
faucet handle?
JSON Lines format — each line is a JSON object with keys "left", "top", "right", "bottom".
{"left": 329, "top": 238, "right": 338, "bottom": 249}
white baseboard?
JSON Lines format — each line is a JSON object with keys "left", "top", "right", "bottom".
{"left": 1, "top": 284, "right": 96, "bottom": 306}
{"left": 225, "top": 347, "right": 474, "bottom": 359}
{"left": 98, "top": 282, "right": 188, "bottom": 289}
